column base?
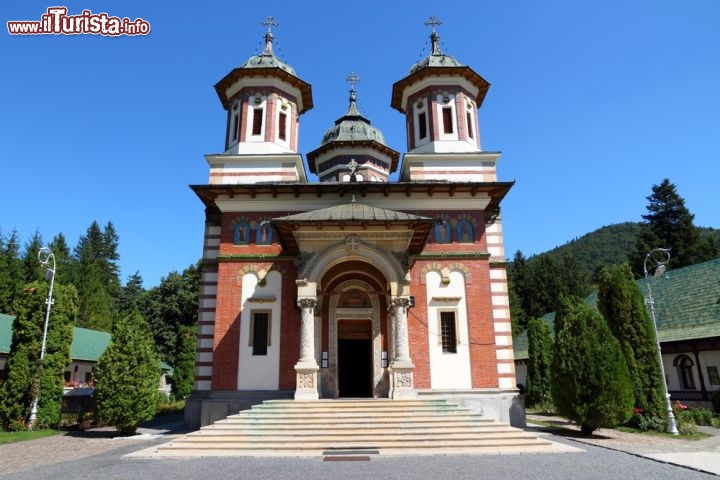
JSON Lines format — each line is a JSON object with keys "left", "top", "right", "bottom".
{"left": 294, "top": 362, "right": 319, "bottom": 400}
{"left": 389, "top": 361, "right": 416, "bottom": 399}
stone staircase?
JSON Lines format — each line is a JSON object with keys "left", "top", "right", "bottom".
{"left": 150, "top": 399, "right": 567, "bottom": 457}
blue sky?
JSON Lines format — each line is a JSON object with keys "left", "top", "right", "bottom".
{"left": 2, "top": 1, "right": 719, "bottom": 288}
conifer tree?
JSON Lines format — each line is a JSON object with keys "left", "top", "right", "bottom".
{"left": 525, "top": 317, "right": 553, "bottom": 408}
{"left": 0, "top": 281, "right": 77, "bottom": 430}
{"left": 632, "top": 178, "right": 716, "bottom": 274}
{"left": 551, "top": 296, "right": 633, "bottom": 434}
{"left": 93, "top": 310, "right": 159, "bottom": 435}
{"left": 172, "top": 324, "right": 197, "bottom": 400}
{"left": 597, "top": 264, "right": 666, "bottom": 416}
{"left": 21, "top": 230, "right": 45, "bottom": 283}
{"left": 0, "top": 230, "right": 24, "bottom": 314}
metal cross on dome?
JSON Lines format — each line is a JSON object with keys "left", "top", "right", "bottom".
{"left": 261, "top": 16, "right": 279, "bottom": 32}
{"left": 424, "top": 16, "right": 442, "bottom": 33}
{"left": 346, "top": 71, "right": 360, "bottom": 93}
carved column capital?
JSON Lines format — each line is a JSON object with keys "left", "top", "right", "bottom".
{"left": 391, "top": 297, "right": 410, "bottom": 309}
{"left": 297, "top": 298, "right": 317, "bottom": 309}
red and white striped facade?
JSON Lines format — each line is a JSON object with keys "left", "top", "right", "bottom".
{"left": 185, "top": 22, "right": 520, "bottom": 430}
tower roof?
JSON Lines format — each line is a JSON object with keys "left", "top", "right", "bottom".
{"left": 391, "top": 18, "right": 490, "bottom": 113}
{"left": 214, "top": 18, "right": 313, "bottom": 112}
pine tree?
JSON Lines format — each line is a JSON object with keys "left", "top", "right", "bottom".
{"left": 48, "top": 233, "right": 75, "bottom": 286}
{"left": 632, "top": 178, "right": 716, "bottom": 274}
{"left": 172, "top": 325, "right": 197, "bottom": 400}
{"left": 551, "top": 296, "right": 633, "bottom": 434}
{"left": 0, "top": 230, "right": 24, "bottom": 314}
{"left": 597, "top": 264, "right": 666, "bottom": 416}
{"left": 21, "top": 230, "right": 45, "bottom": 284}
{"left": 0, "top": 281, "right": 77, "bottom": 430}
{"left": 525, "top": 317, "right": 553, "bottom": 408}
{"left": 116, "top": 272, "right": 145, "bottom": 318}
{"left": 93, "top": 310, "right": 159, "bottom": 435}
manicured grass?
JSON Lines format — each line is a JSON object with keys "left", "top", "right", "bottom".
{"left": 0, "top": 429, "right": 62, "bottom": 445}
{"left": 615, "top": 426, "right": 710, "bottom": 441}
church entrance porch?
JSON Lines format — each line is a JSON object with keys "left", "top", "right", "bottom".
{"left": 337, "top": 320, "right": 373, "bottom": 398}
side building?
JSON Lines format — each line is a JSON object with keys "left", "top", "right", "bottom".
{"left": 187, "top": 20, "right": 518, "bottom": 429}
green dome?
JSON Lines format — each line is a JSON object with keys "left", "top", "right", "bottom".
{"left": 409, "top": 30, "right": 464, "bottom": 74}
{"left": 320, "top": 90, "right": 387, "bottom": 145}
{"left": 241, "top": 31, "right": 297, "bottom": 76}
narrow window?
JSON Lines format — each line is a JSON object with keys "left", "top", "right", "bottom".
{"left": 418, "top": 111, "right": 427, "bottom": 139}
{"left": 466, "top": 111, "right": 474, "bottom": 139}
{"left": 278, "top": 111, "right": 287, "bottom": 141}
{"left": 232, "top": 113, "right": 239, "bottom": 141}
{"left": 233, "top": 222, "right": 250, "bottom": 245}
{"left": 252, "top": 108, "right": 263, "bottom": 136}
{"left": 440, "top": 312, "right": 457, "bottom": 353}
{"left": 442, "top": 107, "right": 454, "bottom": 134}
{"left": 457, "top": 220, "right": 474, "bottom": 243}
{"left": 677, "top": 356, "right": 696, "bottom": 389}
{"left": 251, "top": 311, "right": 270, "bottom": 356}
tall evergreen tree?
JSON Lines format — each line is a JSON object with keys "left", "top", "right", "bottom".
{"left": 551, "top": 296, "right": 633, "bottom": 434}
{"left": 596, "top": 264, "right": 666, "bottom": 416}
{"left": 632, "top": 178, "right": 716, "bottom": 274}
{"left": 73, "top": 221, "right": 122, "bottom": 330}
{"left": 21, "top": 230, "right": 45, "bottom": 284}
{"left": 172, "top": 324, "right": 197, "bottom": 400}
{"left": 94, "top": 310, "right": 159, "bottom": 435}
{"left": 48, "top": 233, "right": 75, "bottom": 286}
{"left": 0, "top": 281, "right": 77, "bottom": 430}
{"left": 0, "top": 230, "right": 24, "bottom": 314}
{"left": 525, "top": 317, "right": 553, "bottom": 408}
{"left": 116, "top": 272, "right": 145, "bottom": 317}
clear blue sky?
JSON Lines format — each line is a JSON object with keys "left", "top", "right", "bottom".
{"left": 2, "top": 1, "right": 719, "bottom": 288}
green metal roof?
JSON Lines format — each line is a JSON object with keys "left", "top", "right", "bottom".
{"left": 0, "top": 317, "right": 173, "bottom": 373}
{"left": 0, "top": 314, "right": 13, "bottom": 354}
{"left": 513, "top": 257, "right": 720, "bottom": 360}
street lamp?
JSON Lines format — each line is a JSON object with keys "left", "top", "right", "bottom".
{"left": 28, "top": 247, "right": 56, "bottom": 430}
{"left": 643, "top": 247, "right": 678, "bottom": 435}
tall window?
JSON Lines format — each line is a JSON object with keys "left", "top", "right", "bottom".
{"left": 466, "top": 111, "right": 474, "bottom": 139}
{"left": 278, "top": 111, "right": 287, "bottom": 141}
{"left": 434, "top": 220, "right": 451, "bottom": 243}
{"left": 250, "top": 311, "right": 271, "bottom": 356}
{"left": 676, "top": 355, "right": 696, "bottom": 389}
{"left": 232, "top": 112, "right": 239, "bottom": 141}
{"left": 440, "top": 311, "right": 457, "bottom": 353}
{"left": 457, "top": 220, "right": 474, "bottom": 243}
{"left": 442, "top": 107, "right": 454, "bottom": 134}
{"left": 251, "top": 108, "right": 264, "bottom": 136}
{"left": 233, "top": 222, "right": 250, "bottom": 245}
{"left": 418, "top": 111, "right": 427, "bottom": 139}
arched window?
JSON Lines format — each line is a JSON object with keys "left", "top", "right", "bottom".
{"left": 456, "top": 220, "right": 474, "bottom": 243}
{"left": 233, "top": 222, "right": 250, "bottom": 245}
{"left": 434, "top": 220, "right": 451, "bottom": 244}
{"left": 674, "top": 355, "right": 696, "bottom": 390}
{"left": 256, "top": 223, "right": 273, "bottom": 245}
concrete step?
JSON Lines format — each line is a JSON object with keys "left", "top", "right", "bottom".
{"left": 152, "top": 398, "right": 558, "bottom": 457}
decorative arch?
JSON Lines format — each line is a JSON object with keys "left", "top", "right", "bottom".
{"left": 301, "top": 238, "right": 406, "bottom": 296}
{"left": 418, "top": 261, "right": 472, "bottom": 285}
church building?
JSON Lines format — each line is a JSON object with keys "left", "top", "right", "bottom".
{"left": 186, "top": 18, "right": 519, "bottom": 430}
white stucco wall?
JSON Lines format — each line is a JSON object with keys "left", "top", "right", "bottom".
{"left": 237, "top": 271, "right": 282, "bottom": 390}
{"left": 426, "top": 270, "right": 472, "bottom": 389}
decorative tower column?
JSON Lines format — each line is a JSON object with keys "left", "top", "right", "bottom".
{"left": 388, "top": 297, "right": 416, "bottom": 399}
{"left": 295, "top": 298, "right": 319, "bottom": 400}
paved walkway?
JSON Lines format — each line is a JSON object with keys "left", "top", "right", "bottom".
{"left": 526, "top": 414, "right": 720, "bottom": 476}
{"left": 4, "top": 414, "right": 720, "bottom": 477}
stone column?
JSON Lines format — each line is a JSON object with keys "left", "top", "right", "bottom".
{"left": 295, "top": 298, "right": 319, "bottom": 400}
{"left": 388, "top": 297, "right": 416, "bottom": 399}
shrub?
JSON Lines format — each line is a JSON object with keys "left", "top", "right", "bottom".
{"left": 551, "top": 296, "right": 634, "bottom": 434}
{"left": 627, "top": 413, "right": 666, "bottom": 432}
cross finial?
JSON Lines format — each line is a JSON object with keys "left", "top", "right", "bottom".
{"left": 424, "top": 16, "right": 442, "bottom": 33}
{"left": 261, "top": 16, "right": 279, "bottom": 33}
{"left": 346, "top": 71, "right": 360, "bottom": 93}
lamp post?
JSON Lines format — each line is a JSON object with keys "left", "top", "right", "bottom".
{"left": 643, "top": 247, "right": 678, "bottom": 435}
{"left": 28, "top": 247, "right": 56, "bottom": 430}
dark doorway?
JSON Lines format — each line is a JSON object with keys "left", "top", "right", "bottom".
{"left": 338, "top": 338, "right": 372, "bottom": 398}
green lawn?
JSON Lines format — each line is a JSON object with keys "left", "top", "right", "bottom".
{"left": 0, "top": 429, "right": 62, "bottom": 445}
